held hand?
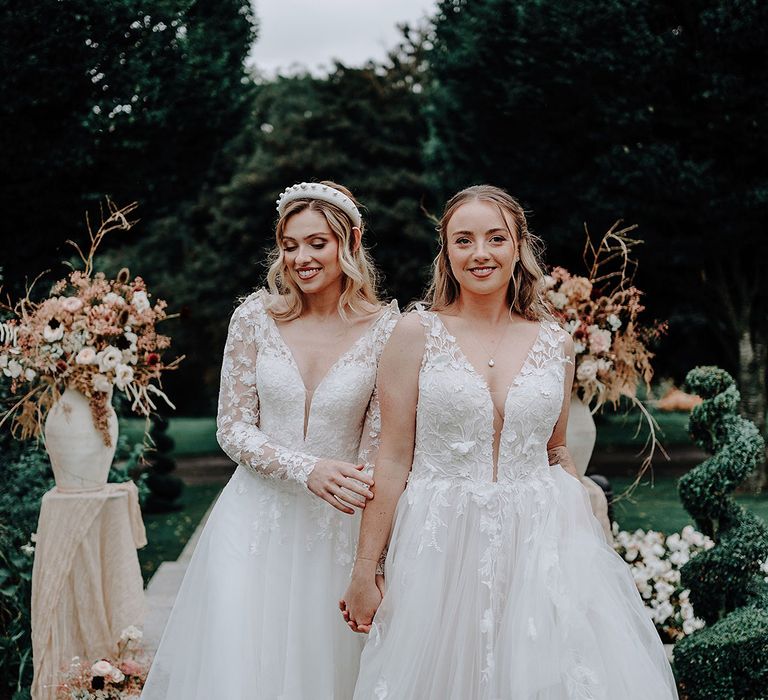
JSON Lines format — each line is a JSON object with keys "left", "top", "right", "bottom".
{"left": 340, "top": 573, "right": 383, "bottom": 634}
{"left": 307, "top": 460, "right": 374, "bottom": 515}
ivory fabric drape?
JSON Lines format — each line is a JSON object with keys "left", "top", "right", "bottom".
{"left": 31, "top": 481, "right": 146, "bottom": 700}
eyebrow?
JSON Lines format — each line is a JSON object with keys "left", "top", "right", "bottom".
{"left": 451, "top": 227, "right": 510, "bottom": 237}
{"left": 281, "top": 232, "right": 331, "bottom": 242}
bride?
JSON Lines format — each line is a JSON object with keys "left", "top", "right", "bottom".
{"left": 141, "top": 181, "right": 398, "bottom": 700}
{"left": 342, "top": 185, "right": 678, "bottom": 699}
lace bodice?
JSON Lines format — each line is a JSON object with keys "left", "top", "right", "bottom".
{"left": 411, "top": 308, "right": 571, "bottom": 483}
{"left": 216, "top": 290, "right": 399, "bottom": 486}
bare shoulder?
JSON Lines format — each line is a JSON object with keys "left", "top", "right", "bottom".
{"left": 389, "top": 311, "right": 427, "bottom": 345}
{"left": 380, "top": 312, "right": 426, "bottom": 367}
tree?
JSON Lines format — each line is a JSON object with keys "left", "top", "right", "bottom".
{"left": 424, "top": 0, "right": 768, "bottom": 486}
{"left": 0, "top": 0, "right": 257, "bottom": 292}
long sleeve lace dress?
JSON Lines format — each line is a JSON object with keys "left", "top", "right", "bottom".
{"left": 141, "top": 290, "right": 399, "bottom": 700}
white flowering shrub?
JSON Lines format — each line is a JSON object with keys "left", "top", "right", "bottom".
{"left": 612, "top": 524, "right": 714, "bottom": 642}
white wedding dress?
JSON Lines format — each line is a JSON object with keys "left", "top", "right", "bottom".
{"left": 141, "top": 290, "right": 399, "bottom": 700}
{"left": 353, "top": 309, "right": 678, "bottom": 700}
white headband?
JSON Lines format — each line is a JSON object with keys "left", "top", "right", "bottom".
{"left": 275, "top": 182, "right": 362, "bottom": 228}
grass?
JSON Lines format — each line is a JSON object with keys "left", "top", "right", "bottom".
{"left": 595, "top": 408, "right": 691, "bottom": 449}
{"left": 139, "top": 483, "right": 221, "bottom": 583}
{"left": 611, "top": 475, "right": 768, "bottom": 533}
{"left": 120, "top": 416, "right": 219, "bottom": 456}
{"left": 121, "top": 407, "right": 694, "bottom": 459}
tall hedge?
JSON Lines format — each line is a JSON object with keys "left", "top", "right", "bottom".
{"left": 675, "top": 366, "right": 768, "bottom": 699}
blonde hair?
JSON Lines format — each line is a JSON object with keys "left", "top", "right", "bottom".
{"left": 425, "top": 185, "right": 552, "bottom": 321}
{"left": 265, "top": 181, "right": 381, "bottom": 321}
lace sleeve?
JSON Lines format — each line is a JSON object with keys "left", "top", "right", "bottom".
{"left": 215, "top": 298, "right": 319, "bottom": 487}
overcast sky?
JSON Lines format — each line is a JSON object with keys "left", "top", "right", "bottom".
{"left": 248, "top": 0, "right": 437, "bottom": 76}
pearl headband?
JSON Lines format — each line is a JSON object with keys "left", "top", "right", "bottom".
{"left": 275, "top": 182, "right": 362, "bottom": 228}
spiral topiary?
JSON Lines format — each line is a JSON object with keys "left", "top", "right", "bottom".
{"left": 674, "top": 366, "right": 768, "bottom": 699}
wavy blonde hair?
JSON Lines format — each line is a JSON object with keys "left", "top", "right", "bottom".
{"left": 425, "top": 185, "right": 552, "bottom": 321}
{"left": 265, "top": 181, "right": 381, "bottom": 321}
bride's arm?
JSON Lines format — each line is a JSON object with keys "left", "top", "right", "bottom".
{"left": 216, "top": 300, "right": 373, "bottom": 513}
{"left": 547, "top": 331, "right": 579, "bottom": 478}
{"left": 342, "top": 314, "right": 424, "bottom": 632}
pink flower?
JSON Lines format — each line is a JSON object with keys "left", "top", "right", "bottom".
{"left": 119, "top": 659, "right": 144, "bottom": 676}
{"left": 91, "top": 659, "right": 113, "bottom": 677}
{"left": 588, "top": 326, "right": 612, "bottom": 354}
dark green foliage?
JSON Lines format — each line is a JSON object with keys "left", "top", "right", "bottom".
{"left": 142, "top": 414, "right": 183, "bottom": 512}
{"left": 674, "top": 367, "right": 768, "bottom": 700}
{"left": 424, "top": 0, "right": 768, "bottom": 446}
{"left": 0, "top": 0, "right": 257, "bottom": 294}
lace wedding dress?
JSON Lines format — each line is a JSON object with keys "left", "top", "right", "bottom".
{"left": 141, "top": 290, "right": 399, "bottom": 700}
{"left": 353, "top": 309, "right": 678, "bottom": 700}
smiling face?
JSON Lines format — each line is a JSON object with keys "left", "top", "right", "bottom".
{"left": 445, "top": 199, "right": 518, "bottom": 299}
{"left": 281, "top": 209, "right": 343, "bottom": 295}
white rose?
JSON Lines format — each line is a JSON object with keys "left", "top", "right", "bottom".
{"left": 97, "top": 347, "right": 122, "bottom": 372}
{"left": 75, "top": 347, "right": 97, "bottom": 365}
{"left": 131, "top": 291, "right": 150, "bottom": 312}
{"left": 654, "top": 581, "right": 675, "bottom": 600}
{"left": 43, "top": 324, "right": 64, "bottom": 342}
{"left": 114, "top": 364, "right": 134, "bottom": 390}
{"left": 102, "top": 292, "right": 125, "bottom": 306}
{"left": 4, "top": 359, "right": 22, "bottom": 378}
{"left": 607, "top": 313, "right": 622, "bottom": 331}
{"left": 543, "top": 274, "right": 556, "bottom": 289}
{"left": 119, "top": 625, "right": 143, "bottom": 642}
{"left": 61, "top": 297, "right": 84, "bottom": 313}
{"left": 24, "top": 368, "right": 36, "bottom": 381}
{"left": 683, "top": 618, "right": 704, "bottom": 635}
{"left": 576, "top": 360, "right": 598, "bottom": 382}
{"left": 652, "top": 600, "right": 674, "bottom": 624}
{"left": 109, "top": 667, "right": 125, "bottom": 683}
{"left": 92, "top": 373, "right": 112, "bottom": 393}
{"left": 546, "top": 290, "right": 567, "bottom": 310}
{"left": 91, "top": 660, "right": 113, "bottom": 677}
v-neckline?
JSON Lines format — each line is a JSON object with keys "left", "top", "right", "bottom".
{"left": 267, "top": 303, "right": 392, "bottom": 439}
{"left": 433, "top": 313, "right": 544, "bottom": 480}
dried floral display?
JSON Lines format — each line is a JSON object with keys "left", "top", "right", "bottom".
{"left": 55, "top": 626, "right": 148, "bottom": 699}
{"left": 544, "top": 223, "right": 667, "bottom": 477}
{"left": 0, "top": 201, "right": 181, "bottom": 446}
{"left": 544, "top": 223, "right": 666, "bottom": 410}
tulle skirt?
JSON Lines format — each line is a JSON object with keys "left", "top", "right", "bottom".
{"left": 141, "top": 466, "right": 364, "bottom": 700}
{"left": 354, "top": 466, "right": 678, "bottom": 700}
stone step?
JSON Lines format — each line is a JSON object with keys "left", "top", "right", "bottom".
{"left": 142, "top": 496, "right": 217, "bottom": 654}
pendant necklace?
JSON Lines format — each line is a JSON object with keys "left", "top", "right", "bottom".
{"left": 473, "top": 320, "right": 511, "bottom": 368}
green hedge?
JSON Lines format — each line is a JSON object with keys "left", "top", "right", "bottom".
{"left": 674, "top": 367, "right": 768, "bottom": 700}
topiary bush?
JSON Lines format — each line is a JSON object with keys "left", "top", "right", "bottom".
{"left": 142, "top": 414, "right": 183, "bottom": 513}
{"left": 674, "top": 366, "right": 768, "bottom": 700}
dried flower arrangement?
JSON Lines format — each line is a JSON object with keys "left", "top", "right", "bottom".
{"left": 544, "top": 223, "right": 668, "bottom": 477}
{"left": 0, "top": 201, "right": 181, "bottom": 446}
{"left": 55, "top": 626, "right": 148, "bottom": 699}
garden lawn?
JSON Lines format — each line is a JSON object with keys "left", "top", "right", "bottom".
{"left": 595, "top": 408, "right": 690, "bottom": 449}
{"left": 139, "top": 483, "right": 221, "bottom": 583}
{"left": 120, "top": 416, "right": 218, "bottom": 456}
{"left": 122, "top": 409, "right": 693, "bottom": 458}
{"left": 610, "top": 475, "right": 768, "bottom": 533}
